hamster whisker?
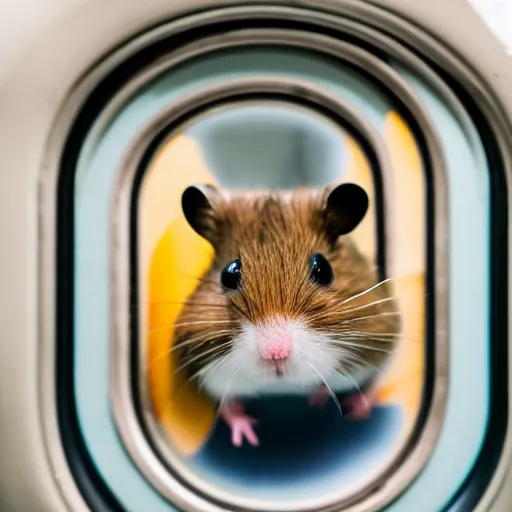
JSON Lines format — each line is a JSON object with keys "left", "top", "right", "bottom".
{"left": 165, "top": 329, "right": 236, "bottom": 354}
{"left": 149, "top": 319, "right": 234, "bottom": 332}
{"left": 149, "top": 331, "right": 234, "bottom": 365}
{"left": 340, "top": 277, "right": 394, "bottom": 305}
{"left": 320, "top": 329, "right": 400, "bottom": 343}
{"left": 143, "top": 301, "right": 228, "bottom": 308}
{"left": 295, "top": 284, "right": 321, "bottom": 312}
{"left": 304, "top": 360, "right": 343, "bottom": 419}
{"left": 164, "top": 379, "right": 199, "bottom": 406}
{"left": 338, "top": 331, "right": 421, "bottom": 344}
{"left": 173, "top": 343, "right": 233, "bottom": 375}
{"left": 190, "top": 357, "right": 227, "bottom": 391}
{"left": 345, "top": 354, "right": 384, "bottom": 376}
{"left": 336, "top": 361, "right": 365, "bottom": 398}
{"left": 339, "top": 352, "right": 381, "bottom": 377}
{"left": 303, "top": 307, "right": 399, "bottom": 326}
{"left": 336, "top": 312, "right": 401, "bottom": 326}
{"left": 145, "top": 299, "right": 247, "bottom": 320}
{"left": 190, "top": 359, "right": 217, "bottom": 380}
{"left": 217, "top": 365, "right": 243, "bottom": 415}
{"left": 167, "top": 360, "right": 226, "bottom": 403}
{"left": 326, "top": 338, "right": 392, "bottom": 354}
{"left": 173, "top": 319, "right": 235, "bottom": 327}
{"left": 343, "top": 331, "right": 403, "bottom": 338}
{"left": 342, "top": 340, "right": 394, "bottom": 354}
{"left": 187, "top": 368, "right": 206, "bottom": 386}
{"left": 350, "top": 336, "right": 399, "bottom": 345}
{"left": 225, "top": 300, "right": 248, "bottom": 319}
{"left": 339, "top": 296, "right": 396, "bottom": 315}
{"left": 132, "top": 295, "right": 226, "bottom": 310}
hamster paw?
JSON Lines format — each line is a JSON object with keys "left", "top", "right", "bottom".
{"left": 343, "top": 392, "right": 372, "bottom": 420}
{"left": 308, "top": 386, "right": 330, "bottom": 407}
{"left": 219, "top": 401, "right": 259, "bottom": 447}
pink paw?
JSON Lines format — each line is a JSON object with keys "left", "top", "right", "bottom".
{"left": 343, "top": 392, "right": 372, "bottom": 420}
{"left": 219, "top": 401, "right": 259, "bottom": 447}
{"left": 308, "top": 386, "right": 330, "bottom": 407}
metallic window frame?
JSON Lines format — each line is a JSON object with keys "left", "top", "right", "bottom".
{"left": 109, "top": 33, "right": 447, "bottom": 512}
{"left": 35, "top": 2, "right": 512, "bottom": 512}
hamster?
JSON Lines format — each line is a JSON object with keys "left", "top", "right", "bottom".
{"left": 173, "top": 183, "right": 401, "bottom": 447}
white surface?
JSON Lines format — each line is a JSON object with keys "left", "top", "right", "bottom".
{"left": 0, "top": 2, "right": 510, "bottom": 88}
{"left": 468, "top": 0, "right": 512, "bottom": 52}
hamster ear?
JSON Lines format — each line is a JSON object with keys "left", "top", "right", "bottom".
{"left": 323, "top": 183, "right": 369, "bottom": 242}
{"left": 181, "top": 184, "right": 221, "bottom": 243}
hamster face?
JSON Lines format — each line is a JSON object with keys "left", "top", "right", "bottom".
{"left": 173, "top": 184, "right": 401, "bottom": 400}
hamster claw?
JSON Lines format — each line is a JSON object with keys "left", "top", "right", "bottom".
{"left": 219, "top": 401, "right": 259, "bottom": 447}
{"left": 308, "top": 386, "right": 330, "bottom": 407}
{"left": 309, "top": 387, "right": 372, "bottom": 420}
{"left": 343, "top": 392, "right": 372, "bottom": 420}
{"left": 231, "top": 416, "right": 259, "bottom": 447}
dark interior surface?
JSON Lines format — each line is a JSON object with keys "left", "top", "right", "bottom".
{"left": 189, "top": 400, "right": 403, "bottom": 501}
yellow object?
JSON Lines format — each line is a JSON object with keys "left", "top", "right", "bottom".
{"left": 373, "top": 112, "right": 426, "bottom": 428}
{"left": 341, "top": 132, "right": 376, "bottom": 261}
{"left": 143, "top": 135, "right": 217, "bottom": 455}
{"left": 341, "top": 125, "right": 426, "bottom": 428}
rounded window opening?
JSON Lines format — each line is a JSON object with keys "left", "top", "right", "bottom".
{"left": 135, "top": 101, "right": 429, "bottom": 506}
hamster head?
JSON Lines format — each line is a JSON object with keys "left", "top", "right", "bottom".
{"left": 174, "top": 183, "right": 401, "bottom": 400}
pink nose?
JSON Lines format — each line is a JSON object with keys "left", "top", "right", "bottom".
{"left": 256, "top": 322, "right": 293, "bottom": 360}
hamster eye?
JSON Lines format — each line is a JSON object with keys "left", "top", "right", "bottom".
{"left": 221, "top": 259, "right": 242, "bottom": 290}
{"left": 310, "top": 253, "right": 333, "bottom": 286}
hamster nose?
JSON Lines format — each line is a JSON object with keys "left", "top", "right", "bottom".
{"left": 256, "top": 321, "right": 293, "bottom": 360}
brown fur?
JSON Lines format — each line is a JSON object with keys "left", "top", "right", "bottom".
{"left": 174, "top": 186, "right": 400, "bottom": 383}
